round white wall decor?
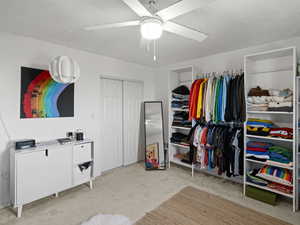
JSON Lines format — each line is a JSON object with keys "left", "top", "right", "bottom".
{"left": 49, "top": 56, "right": 80, "bottom": 83}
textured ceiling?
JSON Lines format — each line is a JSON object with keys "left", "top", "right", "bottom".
{"left": 0, "top": 0, "right": 300, "bottom": 66}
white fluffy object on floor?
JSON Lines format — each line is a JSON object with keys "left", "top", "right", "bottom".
{"left": 81, "top": 214, "right": 132, "bottom": 225}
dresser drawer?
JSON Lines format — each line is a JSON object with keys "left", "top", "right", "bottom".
{"left": 73, "top": 143, "right": 92, "bottom": 164}
{"left": 73, "top": 163, "right": 91, "bottom": 186}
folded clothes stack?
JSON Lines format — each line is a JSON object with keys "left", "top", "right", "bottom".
{"left": 246, "top": 141, "right": 293, "bottom": 167}
{"left": 173, "top": 151, "right": 193, "bottom": 164}
{"left": 171, "top": 85, "right": 190, "bottom": 110}
{"left": 246, "top": 118, "right": 293, "bottom": 139}
{"left": 172, "top": 111, "right": 192, "bottom": 127}
{"left": 257, "top": 166, "right": 293, "bottom": 187}
{"left": 247, "top": 167, "right": 293, "bottom": 194}
{"left": 246, "top": 118, "right": 273, "bottom": 136}
{"left": 269, "top": 128, "right": 293, "bottom": 139}
{"left": 171, "top": 100, "right": 189, "bottom": 109}
{"left": 246, "top": 141, "right": 272, "bottom": 160}
{"left": 247, "top": 118, "right": 274, "bottom": 128}
{"left": 267, "top": 146, "right": 293, "bottom": 167}
{"left": 247, "top": 86, "right": 293, "bottom": 112}
{"left": 170, "top": 132, "right": 189, "bottom": 146}
{"left": 246, "top": 170, "right": 269, "bottom": 186}
{"left": 267, "top": 182, "right": 293, "bottom": 194}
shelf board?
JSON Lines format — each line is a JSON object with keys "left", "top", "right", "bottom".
{"left": 171, "top": 143, "right": 190, "bottom": 149}
{"left": 246, "top": 135, "right": 293, "bottom": 142}
{"left": 194, "top": 166, "right": 243, "bottom": 184}
{"left": 245, "top": 47, "right": 294, "bottom": 61}
{"left": 171, "top": 126, "right": 191, "bottom": 130}
{"left": 247, "top": 111, "right": 293, "bottom": 115}
{"left": 171, "top": 108, "right": 189, "bottom": 112}
{"left": 172, "top": 159, "right": 243, "bottom": 184}
{"left": 246, "top": 68, "right": 292, "bottom": 75}
{"left": 246, "top": 158, "right": 293, "bottom": 170}
{"left": 171, "top": 158, "right": 192, "bottom": 168}
{"left": 245, "top": 182, "right": 293, "bottom": 198}
{"left": 171, "top": 66, "right": 193, "bottom": 74}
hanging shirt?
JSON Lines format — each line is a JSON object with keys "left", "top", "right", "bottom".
{"left": 232, "top": 129, "right": 240, "bottom": 176}
{"left": 205, "top": 77, "right": 213, "bottom": 121}
{"left": 189, "top": 79, "right": 204, "bottom": 120}
{"left": 217, "top": 77, "right": 224, "bottom": 122}
{"left": 193, "top": 125, "right": 202, "bottom": 147}
{"left": 196, "top": 79, "right": 208, "bottom": 119}
{"left": 213, "top": 78, "right": 221, "bottom": 122}
{"left": 221, "top": 75, "right": 230, "bottom": 121}
{"left": 203, "top": 80, "right": 208, "bottom": 119}
{"left": 211, "top": 78, "right": 217, "bottom": 121}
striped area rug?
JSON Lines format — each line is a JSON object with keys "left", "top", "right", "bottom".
{"left": 135, "top": 186, "right": 291, "bottom": 225}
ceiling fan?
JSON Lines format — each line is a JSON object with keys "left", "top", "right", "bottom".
{"left": 85, "top": 0, "right": 212, "bottom": 60}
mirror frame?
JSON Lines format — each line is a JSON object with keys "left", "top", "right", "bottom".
{"left": 143, "top": 101, "right": 167, "bottom": 170}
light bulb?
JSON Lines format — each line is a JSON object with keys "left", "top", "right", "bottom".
{"left": 140, "top": 18, "right": 162, "bottom": 40}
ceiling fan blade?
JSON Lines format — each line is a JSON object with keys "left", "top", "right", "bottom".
{"left": 163, "top": 21, "right": 207, "bottom": 42}
{"left": 156, "top": 0, "right": 214, "bottom": 21}
{"left": 84, "top": 20, "right": 140, "bottom": 31}
{"left": 122, "top": 0, "right": 152, "bottom": 17}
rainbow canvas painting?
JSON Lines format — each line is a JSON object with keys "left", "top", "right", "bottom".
{"left": 20, "top": 67, "right": 74, "bottom": 118}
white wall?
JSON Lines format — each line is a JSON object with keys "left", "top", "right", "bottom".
{"left": 159, "top": 36, "right": 300, "bottom": 140}
{"left": 0, "top": 32, "right": 159, "bottom": 207}
{"left": 167, "top": 36, "right": 300, "bottom": 73}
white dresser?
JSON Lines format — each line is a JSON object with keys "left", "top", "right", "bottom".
{"left": 10, "top": 139, "right": 94, "bottom": 217}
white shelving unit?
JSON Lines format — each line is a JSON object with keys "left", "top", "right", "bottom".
{"left": 244, "top": 47, "right": 298, "bottom": 211}
{"left": 295, "top": 76, "right": 300, "bottom": 211}
{"left": 168, "top": 65, "right": 196, "bottom": 175}
{"left": 168, "top": 66, "right": 245, "bottom": 184}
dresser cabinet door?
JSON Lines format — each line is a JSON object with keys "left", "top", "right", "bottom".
{"left": 16, "top": 150, "right": 50, "bottom": 204}
{"left": 48, "top": 145, "right": 72, "bottom": 191}
{"left": 16, "top": 146, "right": 72, "bottom": 205}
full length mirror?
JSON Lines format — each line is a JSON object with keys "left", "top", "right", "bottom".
{"left": 144, "top": 101, "right": 166, "bottom": 170}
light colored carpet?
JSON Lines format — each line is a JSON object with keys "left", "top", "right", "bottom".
{"left": 136, "top": 186, "right": 291, "bottom": 225}
{"left": 0, "top": 163, "right": 299, "bottom": 225}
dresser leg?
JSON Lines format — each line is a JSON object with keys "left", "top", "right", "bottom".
{"left": 17, "top": 205, "right": 23, "bottom": 218}
{"left": 89, "top": 180, "right": 93, "bottom": 190}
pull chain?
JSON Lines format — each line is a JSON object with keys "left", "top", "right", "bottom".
{"left": 153, "top": 40, "right": 157, "bottom": 61}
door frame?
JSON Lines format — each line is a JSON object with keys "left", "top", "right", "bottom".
{"left": 100, "top": 75, "right": 144, "bottom": 84}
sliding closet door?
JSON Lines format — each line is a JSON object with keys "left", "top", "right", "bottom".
{"left": 101, "top": 78, "right": 123, "bottom": 171}
{"left": 123, "top": 81, "right": 143, "bottom": 166}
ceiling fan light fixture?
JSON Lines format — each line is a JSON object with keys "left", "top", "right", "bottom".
{"left": 140, "top": 18, "right": 163, "bottom": 40}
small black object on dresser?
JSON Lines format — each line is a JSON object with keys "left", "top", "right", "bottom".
{"left": 15, "top": 139, "right": 36, "bottom": 150}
